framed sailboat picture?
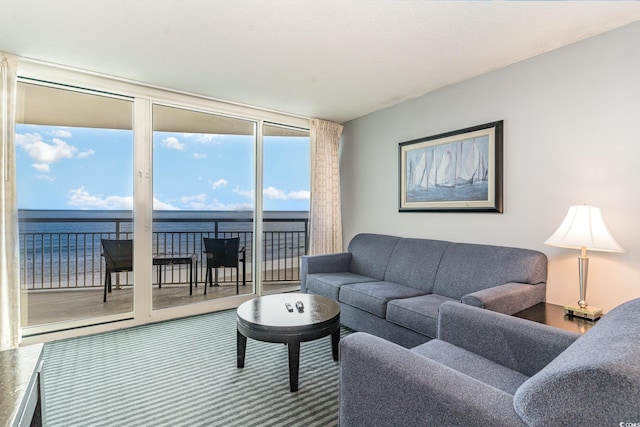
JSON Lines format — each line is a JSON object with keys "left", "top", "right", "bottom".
{"left": 399, "top": 121, "right": 503, "bottom": 212}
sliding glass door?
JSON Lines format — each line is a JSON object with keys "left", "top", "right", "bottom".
{"left": 15, "top": 64, "right": 310, "bottom": 339}
{"left": 152, "top": 104, "right": 256, "bottom": 310}
{"left": 16, "top": 81, "right": 134, "bottom": 331}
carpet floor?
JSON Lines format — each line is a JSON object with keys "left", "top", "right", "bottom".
{"left": 42, "top": 309, "right": 352, "bottom": 426}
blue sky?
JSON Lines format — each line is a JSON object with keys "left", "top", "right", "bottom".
{"left": 15, "top": 124, "right": 310, "bottom": 211}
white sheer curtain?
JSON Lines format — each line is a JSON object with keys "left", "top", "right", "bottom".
{"left": 0, "top": 52, "right": 20, "bottom": 350}
{"left": 309, "top": 118, "right": 344, "bottom": 255}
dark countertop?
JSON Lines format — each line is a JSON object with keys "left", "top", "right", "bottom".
{"left": 0, "top": 343, "right": 43, "bottom": 427}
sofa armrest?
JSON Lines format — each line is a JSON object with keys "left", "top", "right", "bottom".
{"left": 300, "top": 253, "right": 352, "bottom": 293}
{"left": 461, "top": 282, "right": 546, "bottom": 315}
{"left": 437, "top": 301, "right": 579, "bottom": 376}
{"left": 340, "top": 332, "right": 526, "bottom": 427}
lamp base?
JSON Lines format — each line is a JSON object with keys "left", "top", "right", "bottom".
{"left": 563, "top": 304, "right": 602, "bottom": 321}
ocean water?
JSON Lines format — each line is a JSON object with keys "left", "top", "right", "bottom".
{"left": 18, "top": 210, "right": 309, "bottom": 289}
{"left": 406, "top": 181, "right": 488, "bottom": 203}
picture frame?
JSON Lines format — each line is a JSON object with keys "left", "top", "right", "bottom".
{"left": 399, "top": 121, "right": 503, "bottom": 212}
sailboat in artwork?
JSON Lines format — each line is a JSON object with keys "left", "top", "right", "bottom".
{"left": 408, "top": 149, "right": 438, "bottom": 191}
{"left": 428, "top": 153, "right": 437, "bottom": 187}
{"left": 407, "top": 151, "right": 423, "bottom": 191}
{"left": 455, "top": 139, "right": 489, "bottom": 185}
{"left": 433, "top": 140, "right": 490, "bottom": 188}
{"left": 436, "top": 150, "right": 456, "bottom": 187}
{"left": 408, "top": 138, "right": 489, "bottom": 194}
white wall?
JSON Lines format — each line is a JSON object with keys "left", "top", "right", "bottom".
{"left": 340, "top": 22, "right": 640, "bottom": 313}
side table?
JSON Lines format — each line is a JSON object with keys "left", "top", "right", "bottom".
{"left": 513, "top": 302, "right": 598, "bottom": 334}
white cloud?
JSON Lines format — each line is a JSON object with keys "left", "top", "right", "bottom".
{"left": 18, "top": 134, "right": 77, "bottom": 163}
{"left": 210, "top": 179, "right": 228, "bottom": 190}
{"left": 234, "top": 188, "right": 254, "bottom": 199}
{"left": 161, "top": 136, "right": 186, "bottom": 151}
{"left": 263, "top": 186, "right": 311, "bottom": 200}
{"left": 49, "top": 129, "right": 72, "bottom": 138}
{"left": 68, "top": 187, "right": 180, "bottom": 210}
{"left": 68, "top": 186, "right": 134, "bottom": 210}
{"left": 35, "top": 174, "right": 55, "bottom": 181}
{"left": 193, "top": 153, "right": 207, "bottom": 159}
{"left": 183, "top": 200, "right": 208, "bottom": 210}
{"left": 184, "top": 133, "right": 223, "bottom": 144}
{"left": 285, "top": 190, "right": 311, "bottom": 200}
{"left": 16, "top": 132, "right": 94, "bottom": 170}
{"left": 32, "top": 163, "right": 50, "bottom": 172}
{"left": 77, "top": 149, "right": 95, "bottom": 158}
{"left": 180, "top": 194, "right": 207, "bottom": 204}
{"left": 175, "top": 192, "right": 251, "bottom": 210}
{"left": 153, "top": 197, "right": 179, "bottom": 210}
{"left": 263, "top": 186, "right": 285, "bottom": 199}
{"left": 234, "top": 186, "right": 310, "bottom": 201}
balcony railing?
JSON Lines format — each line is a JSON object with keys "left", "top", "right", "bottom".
{"left": 19, "top": 215, "right": 308, "bottom": 290}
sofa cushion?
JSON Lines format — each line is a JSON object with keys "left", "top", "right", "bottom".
{"left": 432, "top": 243, "right": 547, "bottom": 300}
{"left": 340, "top": 281, "right": 426, "bottom": 318}
{"left": 386, "top": 294, "right": 457, "bottom": 338}
{"left": 347, "top": 233, "right": 401, "bottom": 280}
{"left": 413, "top": 340, "right": 530, "bottom": 395}
{"left": 306, "top": 272, "right": 374, "bottom": 300}
{"left": 384, "top": 238, "right": 450, "bottom": 293}
{"left": 514, "top": 297, "right": 640, "bottom": 425}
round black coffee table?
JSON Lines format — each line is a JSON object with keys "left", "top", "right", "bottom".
{"left": 236, "top": 293, "right": 340, "bottom": 392}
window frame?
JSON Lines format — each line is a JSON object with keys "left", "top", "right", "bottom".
{"left": 17, "top": 59, "right": 310, "bottom": 343}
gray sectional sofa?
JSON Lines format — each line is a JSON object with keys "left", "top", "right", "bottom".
{"left": 340, "top": 298, "right": 640, "bottom": 426}
{"left": 301, "top": 233, "right": 547, "bottom": 347}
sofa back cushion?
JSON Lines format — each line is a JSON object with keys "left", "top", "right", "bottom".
{"left": 432, "top": 243, "right": 547, "bottom": 299}
{"left": 384, "top": 238, "right": 450, "bottom": 292}
{"left": 348, "top": 233, "right": 401, "bottom": 280}
{"left": 513, "top": 297, "right": 640, "bottom": 425}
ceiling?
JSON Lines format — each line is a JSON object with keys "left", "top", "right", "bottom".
{"left": 2, "top": 1, "right": 640, "bottom": 124}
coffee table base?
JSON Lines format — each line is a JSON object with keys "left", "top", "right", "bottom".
{"left": 236, "top": 329, "right": 339, "bottom": 392}
{"left": 236, "top": 294, "right": 341, "bottom": 392}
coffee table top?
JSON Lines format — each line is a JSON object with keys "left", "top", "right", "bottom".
{"left": 237, "top": 293, "right": 339, "bottom": 332}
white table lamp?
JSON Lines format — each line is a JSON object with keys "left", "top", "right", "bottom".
{"left": 544, "top": 205, "right": 624, "bottom": 320}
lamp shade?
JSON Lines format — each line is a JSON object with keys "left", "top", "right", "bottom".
{"left": 544, "top": 205, "right": 624, "bottom": 253}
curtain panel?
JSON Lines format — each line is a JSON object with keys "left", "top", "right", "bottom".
{"left": 309, "top": 119, "right": 344, "bottom": 255}
{"left": 0, "top": 52, "right": 20, "bottom": 350}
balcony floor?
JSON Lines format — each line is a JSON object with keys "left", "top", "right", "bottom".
{"left": 24, "top": 281, "right": 299, "bottom": 327}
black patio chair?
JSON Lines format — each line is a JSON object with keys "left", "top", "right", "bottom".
{"left": 203, "top": 237, "right": 246, "bottom": 294}
{"left": 101, "top": 239, "right": 133, "bottom": 302}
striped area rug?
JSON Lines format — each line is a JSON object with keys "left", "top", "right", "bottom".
{"left": 42, "top": 309, "right": 352, "bottom": 427}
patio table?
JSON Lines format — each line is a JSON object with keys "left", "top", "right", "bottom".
{"left": 153, "top": 254, "right": 198, "bottom": 295}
